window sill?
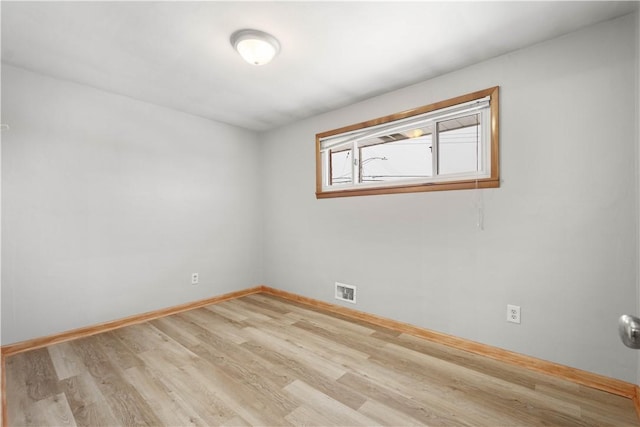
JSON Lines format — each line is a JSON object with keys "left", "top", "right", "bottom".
{"left": 316, "top": 177, "right": 500, "bottom": 199}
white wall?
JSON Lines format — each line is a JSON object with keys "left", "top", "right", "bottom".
{"left": 262, "top": 14, "right": 639, "bottom": 382}
{"left": 1, "top": 65, "right": 262, "bottom": 344}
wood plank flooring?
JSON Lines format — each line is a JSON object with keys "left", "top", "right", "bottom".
{"left": 5, "top": 294, "right": 639, "bottom": 426}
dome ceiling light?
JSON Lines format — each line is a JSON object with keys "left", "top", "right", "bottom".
{"left": 230, "top": 29, "right": 280, "bottom": 66}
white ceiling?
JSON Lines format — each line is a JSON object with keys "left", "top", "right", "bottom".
{"left": 2, "top": 1, "right": 637, "bottom": 132}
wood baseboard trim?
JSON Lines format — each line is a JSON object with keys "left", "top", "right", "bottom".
{"left": 1, "top": 354, "right": 6, "bottom": 427}
{"left": 0, "top": 286, "right": 263, "bottom": 358}
{"left": 260, "top": 286, "right": 637, "bottom": 400}
{"left": 634, "top": 386, "right": 640, "bottom": 421}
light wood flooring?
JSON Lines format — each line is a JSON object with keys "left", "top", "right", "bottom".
{"left": 5, "top": 294, "right": 639, "bottom": 426}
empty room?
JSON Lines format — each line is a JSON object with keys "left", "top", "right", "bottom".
{"left": 2, "top": 1, "right": 640, "bottom": 426}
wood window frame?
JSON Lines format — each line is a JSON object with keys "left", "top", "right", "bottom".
{"left": 315, "top": 86, "right": 500, "bottom": 199}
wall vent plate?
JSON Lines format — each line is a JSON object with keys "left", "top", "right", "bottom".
{"left": 335, "top": 282, "right": 356, "bottom": 304}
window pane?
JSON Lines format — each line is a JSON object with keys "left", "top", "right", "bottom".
{"left": 359, "top": 128, "right": 433, "bottom": 183}
{"left": 438, "top": 114, "right": 480, "bottom": 175}
{"left": 316, "top": 88, "right": 498, "bottom": 197}
{"left": 330, "top": 149, "right": 353, "bottom": 185}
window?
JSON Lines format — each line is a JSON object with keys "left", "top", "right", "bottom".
{"left": 316, "top": 87, "right": 499, "bottom": 198}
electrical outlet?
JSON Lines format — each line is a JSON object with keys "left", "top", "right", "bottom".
{"left": 507, "top": 304, "right": 521, "bottom": 324}
{"left": 191, "top": 273, "right": 199, "bottom": 285}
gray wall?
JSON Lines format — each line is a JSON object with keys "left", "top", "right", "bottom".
{"left": 2, "top": 13, "right": 639, "bottom": 384}
{"left": 636, "top": 9, "right": 640, "bottom": 385}
{"left": 1, "top": 65, "right": 262, "bottom": 344}
{"left": 262, "top": 14, "right": 639, "bottom": 382}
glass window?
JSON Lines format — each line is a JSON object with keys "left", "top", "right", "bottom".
{"left": 316, "top": 87, "right": 499, "bottom": 198}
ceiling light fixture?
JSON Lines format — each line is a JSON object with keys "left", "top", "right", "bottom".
{"left": 230, "top": 29, "right": 280, "bottom": 66}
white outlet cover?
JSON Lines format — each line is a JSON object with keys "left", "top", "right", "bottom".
{"left": 507, "top": 304, "right": 521, "bottom": 324}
